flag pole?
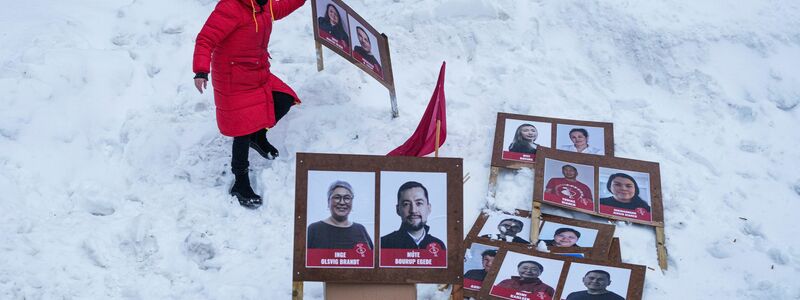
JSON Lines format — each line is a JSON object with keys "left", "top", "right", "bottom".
{"left": 435, "top": 120, "right": 441, "bottom": 158}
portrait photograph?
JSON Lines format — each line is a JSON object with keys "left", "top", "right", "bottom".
{"left": 555, "top": 124, "right": 606, "bottom": 156}
{"left": 597, "top": 168, "right": 652, "bottom": 222}
{"left": 315, "top": 0, "right": 351, "bottom": 54}
{"left": 489, "top": 251, "right": 565, "bottom": 300}
{"left": 379, "top": 171, "right": 448, "bottom": 268}
{"left": 560, "top": 263, "right": 632, "bottom": 300}
{"left": 477, "top": 213, "right": 533, "bottom": 245}
{"left": 542, "top": 158, "right": 596, "bottom": 213}
{"left": 537, "top": 222, "right": 598, "bottom": 249}
{"left": 347, "top": 16, "right": 384, "bottom": 79}
{"left": 501, "top": 119, "right": 553, "bottom": 163}
{"left": 463, "top": 243, "right": 499, "bottom": 291}
{"left": 305, "top": 170, "right": 376, "bottom": 268}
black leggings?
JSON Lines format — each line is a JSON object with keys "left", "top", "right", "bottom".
{"left": 231, "top": 92, "right": 295, "bottom": 170}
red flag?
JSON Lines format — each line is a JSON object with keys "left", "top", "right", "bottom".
{"left": 388, "top": 62, "right": 447, "bottom": 157}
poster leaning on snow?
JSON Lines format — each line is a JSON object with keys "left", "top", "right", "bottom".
{"left": 533, "top": 148, "right": 664, "bottom": 227}
{"left": 311, "top": 0, "right": 394, "bottom": 88}
{"left": 491, "top": 112, "right": 614, "bottom": 169}
{"left": 293, "top": 153, "right": 463, "bottom": 283}
{"left": 476, "top": 246, "right": 646, "bottom": 300}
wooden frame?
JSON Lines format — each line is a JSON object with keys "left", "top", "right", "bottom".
{"left": 292, "top": 153, "right": 463, "bottom": 283}
{"left": 475, "top": 246, "right": 646, "bottom": 300}
{"left": 311, "top": 0, "right": 398, "bottom": 117}
{"left": 490, "top": 112, "right": 615, "bottom": 169}
{"left": 533, "top": 148, "right": 664, "bottom": 227}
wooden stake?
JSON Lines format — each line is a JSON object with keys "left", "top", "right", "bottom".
{"left": 655, "top": 226, "right": 668, "bottom": 270}
{"left": 292, "top": 281, "right": 303, "bottom": 300}
{"left": 530, "top": 201, "right": 543, "bottom": 245}
{"left": 435, "top": 120, "right": 441, "bottom": 158}
{"left": 488, "top": 166, "right": 500, "bottom": 198}
{"left": 315, "top": 41, "right": 324, "bottom": 72}
{"left": 450, "top": 284, "right": 463, "bottom": 300}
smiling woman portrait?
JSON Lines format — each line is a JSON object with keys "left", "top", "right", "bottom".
{"left": 559, "top": 128, "right": 602, "bottom": 155}
{"left": 508, "top": 123, "right": 539, "bottom": 154}
{"left": 599, "top": 173, "right": 651, "bottom": 212}
{"left": 307, "top": 180, "right": 374, "bottom": 249}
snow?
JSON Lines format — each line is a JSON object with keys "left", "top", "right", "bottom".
{"left": 1, "top": 0, "right": 799, "bottom": 299}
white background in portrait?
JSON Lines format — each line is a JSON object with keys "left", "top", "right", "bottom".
{"left": 464, "top": 243, "right": 499, "bottom": 272}
{"left": 379, "top": 171, "right": 448, "bottom": 246}
{"left": 477, "top": 213, "right": 533, "bottom": 244}
{"left": 315, "top": 0, "right": 350, "bottom": 42}
{"left": 542, "top": 158, "right": 596, "bottom": 200}
{"left": 491, "top": 251, "right": 564, "bottom": 290}
{"left": 307, "top": 171, "right": 376, "bottom": 241}
{"left": 598, "top": 168, "right": 652, "bottom": 205}
{"left": 502, "top": 119, "right": 553, "bottom": 152}
{"left": 561, "top": 263, "right": 631, "bottom": 299}
{"left": 555, "top": 124, "right": 606, "bottom": 155}
{"left": 347, "top": 17, "right": 383, "bottom": 68}
{"left": 539, "top": 222, "right": 598, "bottom": 248}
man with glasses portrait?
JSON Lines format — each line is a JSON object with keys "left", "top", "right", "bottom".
{"left": 481, "top": 218, "right": 530, "bottom": 244}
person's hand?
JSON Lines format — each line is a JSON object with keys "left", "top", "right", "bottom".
{"left": 194, "top": 78, "right": 207, "bottom": 94}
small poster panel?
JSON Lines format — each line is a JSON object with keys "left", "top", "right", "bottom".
{"left": 379, "top": 171, "right": 448, "bottom": 268}
{"left": 477, "top": 247, "right": 646, "bottom": 300}
{"left": 293, "top": 153, "right": 463, "bottom": 284}
{"left": 542, "top": 159, "right": 595, "bottom": 213}
{"left": 488, "top": 251, "right": 564, "bottom": 300}
{"left": 477, "top": 212, "right": 534, "bottom": 245}
{"left": 491, "top": 113, "right": 614, "bottom": 169}
{"left": 560, "top": 263, "right": 632, "bottom": 300}
{"left": 463, "top": 242, "right": 499, "bottom": 292}
{"left": 305, "top": 171, "right": 375, "bottom": 268}
{"left": 311, "top": 0, "right": 394, "bottom": 88}
{"left": 533, "top": 148, "right": 664, "bottom": 227}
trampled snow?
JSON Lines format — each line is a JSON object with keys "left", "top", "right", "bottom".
{"left": 1, "top": 0, "right": 799, "bottom": 299}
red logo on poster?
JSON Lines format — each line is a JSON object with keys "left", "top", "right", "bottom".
{"left": 427, "top": 243, "right": 441, "bottom": 257}
{"left": 635, "top": 207, "right": 647, "bottom": 216}
{"left": 580, "top": 197, "right": 590, "bottom": 206}
{"left": 535, "top": 291, "right": 546, "bottom": 300}
{"left": 355, "top": 243, "right": 367, "bottom": 258}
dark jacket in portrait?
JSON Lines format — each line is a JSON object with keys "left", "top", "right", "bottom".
{"left": 307, "top": 221, "right": 374, "bottom": 249}
{"left": 464, "top": 269, "right": 488, "bottom": 281}
{"left": 599, "top": 196, "right": 651, "bottom": 212}
{"left": 354, "top": 46, "right": 381, "bottom": 67}
{"left": 480, "top": 233, "right": 530, "bottom": 244}
{"left": 317, "top": 17, "right": 350, "bottom": 47}
{"left": 508, "top": 142, "right": 537, "bottom": 154}
{"left": 565, "top": 290, "right": 625, "bottom": 300}
{"left": 380, "top": 225, "right": 445, "bottom": 250}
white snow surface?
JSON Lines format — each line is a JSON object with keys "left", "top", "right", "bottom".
{"left": 1, "top": 0, "right": 799, "bottom": 299}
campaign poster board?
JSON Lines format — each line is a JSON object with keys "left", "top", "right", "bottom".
{"left": 491, "top": 113, "right": 614, "bottom": 169}
{"left": 463, "top": 242, "right": 500, "bottom": 293}
{"left": 477, "top": 247, "right": 646, "bottom": 300}
{"left": 464, "top": 211, "right": 615, "bottom": 262}
{"left": 533, "top": 148, "right": 664, "bottom": 227}
{"left": 537, "top": 214, "right": 615, "bottom": 261}
{"left": 311, "top": 0, "right": 394, "bottom": 89}
{"left": 293, "top": 153, "right": 463, "bottom": 284}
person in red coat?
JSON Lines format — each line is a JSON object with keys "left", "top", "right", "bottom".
{"left": 193, "top": 0, "right": 306, "bottom": 208}
{"left": 495, "top": 260, "right": 555, "bottom": 298}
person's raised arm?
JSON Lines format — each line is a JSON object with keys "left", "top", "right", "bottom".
{"left": 269, "top": 0, "right": 306, "bottom": 21}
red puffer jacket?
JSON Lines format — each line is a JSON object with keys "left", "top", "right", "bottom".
{"left": 193, "top": 0, "right": 305, "bottom": 137}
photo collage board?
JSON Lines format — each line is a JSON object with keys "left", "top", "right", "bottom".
{"left": 462, "top": 238, "right": 645, "bottom": 300}
{"left": 462, "top": 211, "right": 627, "bottom": 299}
{"left": 292, "top": 153, "right": 463, "bottom": 284}
{"left": 491, "top": 112, "right": 615, "bottom": 169}
{"left": 490, "top": 112, "right": 664, "bottom": 227}
{"left": 311, "top": 0, "right": 394, "bottom": 88}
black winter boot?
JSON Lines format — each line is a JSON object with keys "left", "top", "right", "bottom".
{"left": 230, "top": 168, "right": 262, "bottom": 209}
{"left": 249, "top": 129, "right": 279, "bottom": 160}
